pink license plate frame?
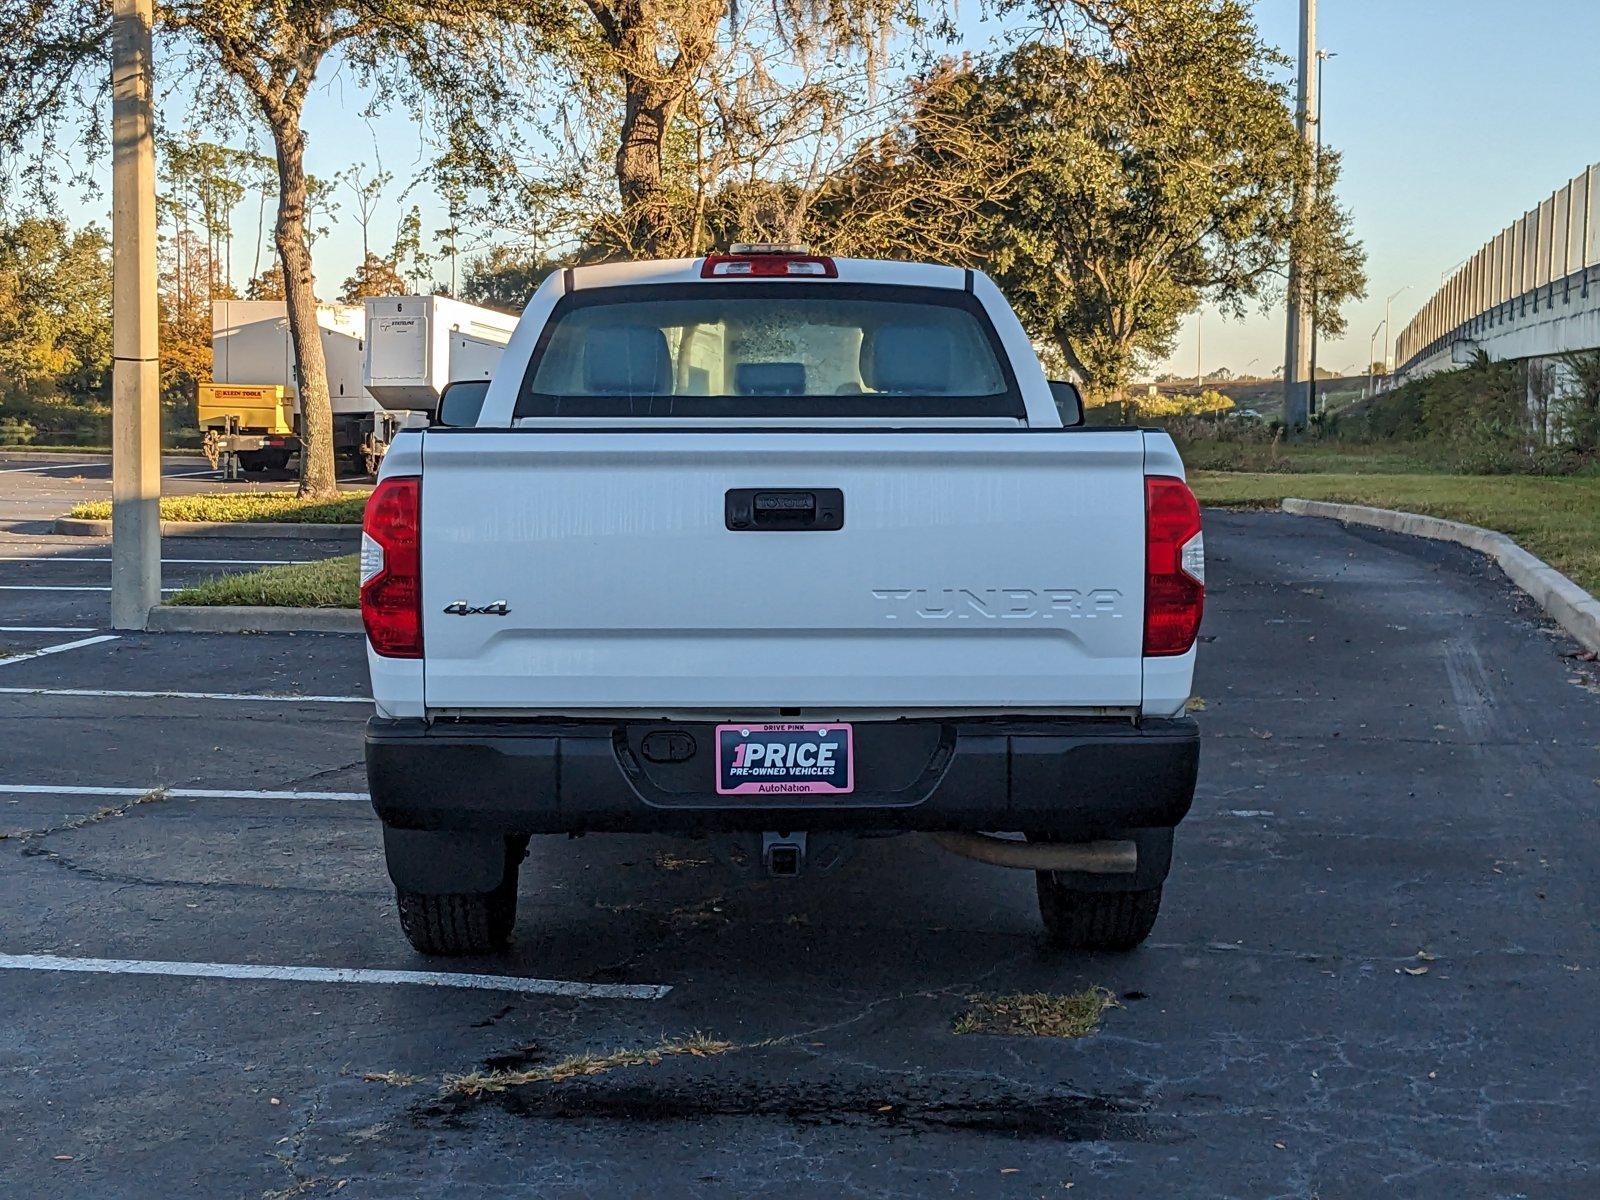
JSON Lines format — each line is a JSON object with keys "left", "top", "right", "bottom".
{"left": 714, "top": 723, "right": 855, "bottom": 796}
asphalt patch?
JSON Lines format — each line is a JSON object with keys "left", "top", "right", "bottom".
{"left": 417, "top": 1076, "right": 1170, "bottom": 1144}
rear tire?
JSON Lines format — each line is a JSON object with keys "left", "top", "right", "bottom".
{"left": 1036, "top": 877, "right": 1162, "bottom": 951}
{"left": 394, "top": 837, "right": 524, "bottom": 956}
{"left": 235, "top": 449, "right": 269, "bottom": 474}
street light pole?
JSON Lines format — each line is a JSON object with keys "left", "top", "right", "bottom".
{"left": 1383, "top": 285, "right": 1411, "bottom": 375}
{"left": 1281, "top": 0, "right": 1316, "bottom": 435}
{"left": 1195, "top": 309, "right": 1202, "bottom": 391}
{"left": 110, "top": 0, "right": 161, "bottom": 630}
{"left": 1367, "top": 319, "right": 1386, "bottom": 398}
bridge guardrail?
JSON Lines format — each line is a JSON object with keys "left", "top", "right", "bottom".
{"left": 1396, "top": 162, "right": 1600, "bottom": 375}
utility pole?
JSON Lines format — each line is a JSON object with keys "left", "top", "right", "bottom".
{"left": 1281, "top": 0, "right": 1316, "bottom": 435}
{"left": 1195, "top": 310, "right": 1202, "bottom": 391}
{"left": 1308, "top": 48, "right": 1335, "bottom": 421}
{"left": 110, "top": 0, "right": 162, "bottom": 629}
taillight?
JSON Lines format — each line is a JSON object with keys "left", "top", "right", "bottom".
{"left": 1144, "top": 475, "right": 1204, "bottom": 656}
{"left": 361, "top": 475, "right": 422, "bottom": 658}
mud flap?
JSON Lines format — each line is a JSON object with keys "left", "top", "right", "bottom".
{"left": 382, "top": 825, "right": 511, "bottom": 894}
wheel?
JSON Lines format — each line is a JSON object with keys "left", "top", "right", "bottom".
{"left": 1036, "top": 877, "right": 1163, "bottom": 951}
{"left": 235, "top": 449, "right": 269, "bottom": 473}
{"left": 394, "top": 836, "right": 525, "bottom": 956}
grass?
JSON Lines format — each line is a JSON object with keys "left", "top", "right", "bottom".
{"left": 443, "top": 1033, "right": 737, "bottom": 1097}
{"left": 68, "top": 489, "right": 368, "bottom": 524}
{"left": 165, "top": 554, "right": 358, "bottom": 608}
{"left": 1192, "top": 470, "right": 1600, "bottom": 595}
{"left": 952, "top": 988, "right": 1119, "bottom": 1039}
{"left": 1175, "top": 439, "right": 1456, "bottom": 475}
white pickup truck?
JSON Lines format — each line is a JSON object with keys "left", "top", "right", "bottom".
{"left": 361, "top": 248, "right": 1203, "bottom": 956}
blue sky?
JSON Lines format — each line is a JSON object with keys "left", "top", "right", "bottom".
{"left": 1174, "top": 0, "right": 1600, "bottom": 379}
{"left": 71, "top": 0, "right": 1600, "bottom": 382}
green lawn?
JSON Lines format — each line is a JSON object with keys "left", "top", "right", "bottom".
{"left": 166, "top": 555, "right": 359, "bottom": 608}
{"left": 1192, "top": 471, "right": 1600, "bottom": 595}
{"left": 70, "top": 490, "right": 368, "bottom": 524}
{"left": 1175, "top": 439, "right": 1456, "bottom": 475}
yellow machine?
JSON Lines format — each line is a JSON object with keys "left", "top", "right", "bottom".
{"left": 197, "top": 382, "right": 295, "bottom": 433}
{"left": 196, "top": 383, "right": 297, "bottom": 476}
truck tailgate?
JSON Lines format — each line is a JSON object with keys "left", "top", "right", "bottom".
{"left": 419, "top": 431, "right": 1147, "bottom": 712}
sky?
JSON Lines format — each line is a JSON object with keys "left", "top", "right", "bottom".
{"left": 48, "top": 0, "right": 1600, "bottom": 383}
{"left": 1167, "top": 0, "right": 1600, "bottom": 381}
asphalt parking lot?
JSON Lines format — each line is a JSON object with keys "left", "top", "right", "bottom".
{"left": 1, "top": 461, "right": 1598, "bottom": 1196}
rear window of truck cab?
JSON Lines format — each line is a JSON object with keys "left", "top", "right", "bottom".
{"left": 514, "top": 283, "right": 1023, "bottom": 418}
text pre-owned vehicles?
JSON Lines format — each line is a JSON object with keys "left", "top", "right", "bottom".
{"left": 361, "top": 247, "right": 1203, "bottom": 956}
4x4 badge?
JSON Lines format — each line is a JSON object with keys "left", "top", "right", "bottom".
{"left": 443, "top": 600, "right": 510, "bottom": 616}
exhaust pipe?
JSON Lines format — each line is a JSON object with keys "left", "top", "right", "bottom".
{"left": 929, "top": 831, "right": 1137, "bottom": 874}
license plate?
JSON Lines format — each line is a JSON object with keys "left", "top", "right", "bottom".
{"left": 715, "top": 723, "right": 854, "bottom": 796}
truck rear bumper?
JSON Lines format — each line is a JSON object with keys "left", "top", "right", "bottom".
{"left": 365, "top": 715, "right": 1199, "bottom": 837}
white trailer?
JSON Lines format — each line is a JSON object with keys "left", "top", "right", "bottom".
{"left": 363, "top": 295, "right": 518, "bottom": 411}
{"left": 207, "top": 295, "right": 516, "bottom": 475}
{"left": 207, "top": 299, "right": 381, "bottom": 474}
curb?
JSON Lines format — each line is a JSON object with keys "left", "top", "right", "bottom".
{"left": 146, "top": 606, "right": 362, "bottom": 634}
{"left": 54, "top": 517, "right": 359, "bottom": 541}
{"left": 1281, "top": 498, "right": 1600, "bottom": 654}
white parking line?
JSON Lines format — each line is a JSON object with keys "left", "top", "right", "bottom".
{"left": 0, "top": 585, "right": 184, "bottom": 592}
{"left": 0, "top": 557, "right": 311, "bottom": 565}
{"left": 0, "top": 953, "right": 670, "bottom": 1000}
{"left": 0, "top": 686, "right": 368, "bottom": 704}
{"left": 0, "top": 634, "right": 119, "bottom": 669}
{"left": 0, "top": 626, "right": 96, "bottom": 633}
{"left": 0, "top": 783, "right": 367, "bottom": 801}
{"left": 0, "top": 462, "right": 97, "bottom": 474}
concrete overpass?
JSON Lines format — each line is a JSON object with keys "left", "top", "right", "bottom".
{"left": 1395, "top": 162, "right": 1600, "bottom": 389}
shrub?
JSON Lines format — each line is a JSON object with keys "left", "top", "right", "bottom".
{"left": 1132, "top": 388, "right": 1235, "bottom": 420}
{"left": 0, "top": 416, "right": 36, "bottom": 444}
{"left": 1554, "top": 349, "right": 1600, "bottom": 455}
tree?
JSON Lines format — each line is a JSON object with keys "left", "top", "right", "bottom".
{"left": 2, "top": 1, "right": 562, "bottom": 498}
{"left": 339, "top": 252, "right": 409, "bottom": 302}
{"left": 816, "top": 2, "right": 1366, "bottom": 400}
{"left": 245, "top": 263, "right": 286, "bottom": 300}
{"left": 160, "top": 135, "right": 253, "bottom": 291}
{"left": 0, "top": 217, "right": 112, "bottom": 401}
{"left": 453, "top": 0, "right": 912, "bottom": 257}
{"left": 462, "top": 245, "right": 558, "bottom": 311}
{"left": 338, "top": 164, "right": 394, "bottom": 261}
{"left": 158, "top": 227, "right": 216, "bottom": 401}
{"left": 1554, "top": 349, "right": 1600, "bottom": 454}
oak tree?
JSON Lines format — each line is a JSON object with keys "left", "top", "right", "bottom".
{"left": 818, "top": 0, "right": 1367, "bottom": 400}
